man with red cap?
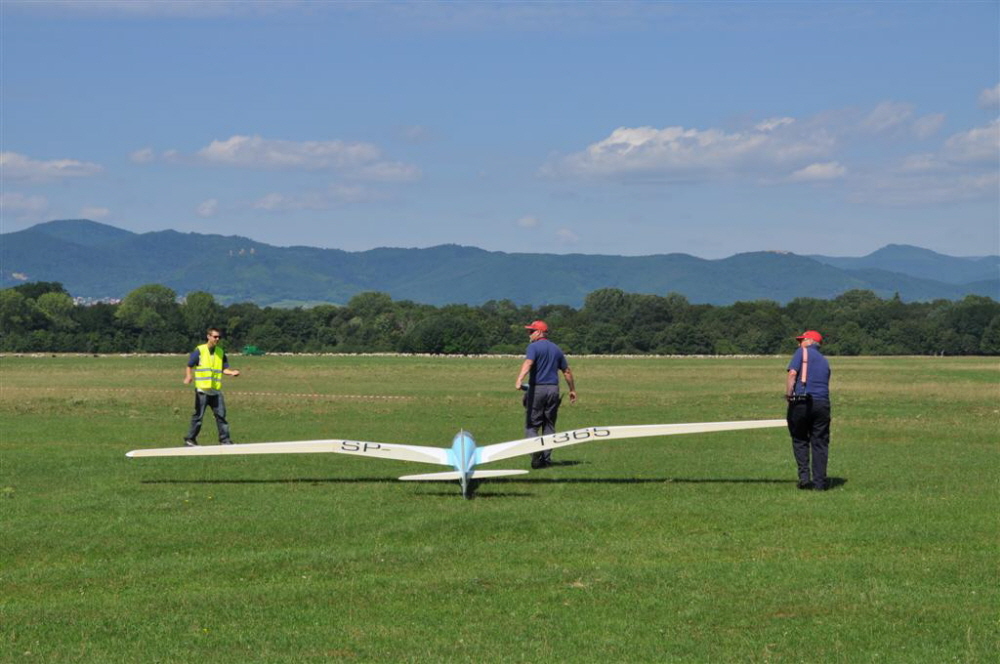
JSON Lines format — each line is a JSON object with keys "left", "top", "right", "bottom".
{"left": 515, "top": 320, "right": 577, "bottom": 469}
{"left": 785, "top": 330, "right": 832, "bottom": 490}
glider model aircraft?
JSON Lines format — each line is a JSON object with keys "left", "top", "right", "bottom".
{"left": 127, "top": 419, "right": 786, "bottom": 498}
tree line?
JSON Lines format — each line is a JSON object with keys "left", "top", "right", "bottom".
{"left": 2, "top": 281, "right": 999, "bottom": 356}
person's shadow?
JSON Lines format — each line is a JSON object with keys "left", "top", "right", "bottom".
{"left": 824, "top": 477, "right": 848, "bottom": 490}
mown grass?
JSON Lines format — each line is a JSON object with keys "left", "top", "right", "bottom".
{"left": 1, "top": 354, "right": 997, "bottom": 663}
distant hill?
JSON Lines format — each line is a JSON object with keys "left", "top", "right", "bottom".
{"left": 27, "top": 218, "right": 136, "bottom": 248}
{"left": 808, "top": 244, "right": 999, "bottom": 285}
{"left": 2, "top": 220, "right": 997, "bottom": 306}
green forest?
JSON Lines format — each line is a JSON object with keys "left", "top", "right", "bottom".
{"left": 2, "top": 281, "right": 999, "bottom": 355}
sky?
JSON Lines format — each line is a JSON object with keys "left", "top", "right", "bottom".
{"left": 2, "top": 1, "right": 998, "bottom": 259}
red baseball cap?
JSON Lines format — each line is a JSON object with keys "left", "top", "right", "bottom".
{"left": 796, "top": 330, "right": 823, "bottom": 343}
{"left": 525, "top": 320, "right": 549, "bottom": 332}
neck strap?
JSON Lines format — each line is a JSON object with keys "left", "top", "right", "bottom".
{"left": 800, "top": 345, "right": 809, "bottom": 386}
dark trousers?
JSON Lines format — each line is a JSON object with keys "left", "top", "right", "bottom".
{"left": 525, "top": 384, "right": 561, "bottom": 463}
{"left": 185, "top": 391, "right": 232, "bottom": 444}
{"left": 786, "top": 399, "right": 831, "bottom": 489}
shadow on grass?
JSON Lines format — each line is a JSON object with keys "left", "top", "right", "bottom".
{"left": 142, "top": 477, "right": 404, "bottom": 485}
{"left": 434, "top": 476, "right": 848, "bottom": 498}
{"left": 141, "top": 475, "right": 849, "bottom": 496}
{"left": 141, "top": 476, "right": 797, "bottom": 486}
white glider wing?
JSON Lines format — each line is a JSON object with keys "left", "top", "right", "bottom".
{"left": 478, "top": 420, "right": 787, "bottom": 464}
{"left": 126, "top": 439, "right": 450, "bottom": 466}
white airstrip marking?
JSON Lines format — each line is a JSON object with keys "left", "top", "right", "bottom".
{"left": 0, "top": 387, "right": 413, "bottom": 401}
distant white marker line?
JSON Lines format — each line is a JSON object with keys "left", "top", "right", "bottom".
{"left": 0, "top": 387, "right": 413, "bottom": 401}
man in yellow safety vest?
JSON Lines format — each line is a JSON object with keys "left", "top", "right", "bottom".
{"left": 183, "top": 327, "right": 241, "bottom": 446}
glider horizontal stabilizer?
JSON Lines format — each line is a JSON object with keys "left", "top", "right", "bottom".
{"left": 399, "top": 469, "right": 529, "bottom": 481}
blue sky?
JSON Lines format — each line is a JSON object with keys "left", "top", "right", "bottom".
{"left": 2, "top": 1, "right": 998, "bottom": 258}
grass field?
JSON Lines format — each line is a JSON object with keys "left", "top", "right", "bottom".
{"left": 1, "top": 354, "right": 997, "bottom": 663}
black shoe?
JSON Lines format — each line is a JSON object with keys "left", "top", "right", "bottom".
{"left": 184, "top": 439, "right": 198, "bottom": 447}
{"left": 797, "top": 480, "right": 813, "bottom": 490}
{"left": 221, "top": 440, "right": 235, "bottom": 445}
{"left": 813, "top": 483, "right": 827, "bottom": 491}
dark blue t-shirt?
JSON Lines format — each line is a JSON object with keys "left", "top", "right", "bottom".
{"left": 787, "top": 346, "right": 830, "bottom": 401}
{"left": 526, "top": 339, "right": 568, "bottom": 385}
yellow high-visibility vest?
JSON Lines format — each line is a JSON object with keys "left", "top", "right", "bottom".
{"left": 193, "top": 344, "right": 224, "bottom": 392}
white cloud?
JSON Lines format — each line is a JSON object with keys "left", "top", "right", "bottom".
{"left": 0, "top": 192, "right": 48, "bottom": 218}
{"left": 130, "top": 147, "right": 155, "bottom": 164}
{"left": 549, "top": 121, "right": 835, "bottom": 181}
{"left": 0, "top": 151, "right": 103, "bottom": 181}
{"left": 898, "top": 153, "right": 942, "bottom": 173}
{"left": 196, "top": 199, "right": 219, "bottom": 217}
{"left": 6, "top": 0, "right": 299, "bottom": 18}
{"left": 853, "top": 171, "right": 999, "bottom": 207}
{"left": 861, "top": 103, "right": 945, "bottom": 140}
{"left": 861, "top": 101, "right": 914, "bottom": 134}
{"left": 754, "top": 117, "right": 795, "bottom": 132}
{"left": 911, "top": 113, "right": 945, "bottom": 140}
{"left": 253, "top": 192, "right": 330, "bottom": 212}
{"left": 148, "top": 136, "right": 421, "bottom": 181}
{"left": 788, "top": 161, "right": 846, "bottom": 182}
{"left": 252, "top": 183, "right": 387, "bottom": 212}
{"left": 556, "top": 227, "right": 580, "bottom": 245}
{"left": 547, "top": 99, "right": 994, "bottom": 208}
{"left": 866, "top": 117, "right": 999, "bottom": 205}
{"left": 979, "top": 83, "right": 1000, "bottom": 109}
{"left": 79, "top": 206, "right": 109, "bottom": 219}
{"left": 4, "top": 1, "right": 693, "bottom": 32}
{"left": 329, "top": 184, "right": 383, "bottom": 204}
{"left": 185, "top": 135, "right": 421, "bottom": 182}
{"left": 942, "top": 119, "right": 1000, "bottom": 163}
{"left": 358, "top": 161, "right": 422, "bottom": 182}
{"left": 517, "top": 215, "right": 540, "bottom": 229}
{"left": 196, "top": 135, "right": 380, "bottom": 170}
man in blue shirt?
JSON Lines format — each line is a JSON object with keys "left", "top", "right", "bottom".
{"left": 515, "top": 320, "right": 577, "bottom": 469}
{"left": 785, "top": 329, "right": 832, "bottom": 490}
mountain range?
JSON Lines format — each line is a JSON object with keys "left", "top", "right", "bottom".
{"left": 2, "top": 219, "right": 997, "bottom": 307}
